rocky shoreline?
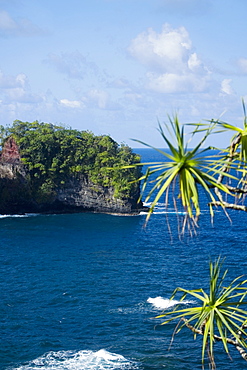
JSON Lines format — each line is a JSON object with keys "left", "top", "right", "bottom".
{"left": 0, "top": 162, "right": 146, "bottom": 215}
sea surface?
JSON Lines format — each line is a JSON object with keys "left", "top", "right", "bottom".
{"left": 1, "top": 149, "right": 247, "bottom": 370}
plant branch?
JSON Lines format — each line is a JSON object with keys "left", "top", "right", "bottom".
{"left": 224, "top": 185, "right": 247, "bottom": 194}
{"left": 214, "top": 133, "right": 242, "bottom": 204}
{"left": 217, "top": 133, "right": 242, "bottom": 184}
{"left": 209, "top": 201, "right": 247, "bottom": 212}
{"left": 182, "top": 318, "right": 247, "bottom": 362}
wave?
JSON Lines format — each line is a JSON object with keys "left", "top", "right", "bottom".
{"left": 13, "top": 349, "right": 139, "bottom": 370}
{"left": 147, "top": 296, "right": 193, "bottom": 310}
{"left": 139, "top": 211, "right": 187, "bottom": 216}
{"left": 0, "top": 213, "right": 39, "bottom": 219}
{"left": 109, "top": 298, "right": 193, "bottom": 316}
{"left": 142, "top": 202, "right": 213, "bottom": 215}
{"left": 143, "top": 202, "right": 169, "bottom": 207}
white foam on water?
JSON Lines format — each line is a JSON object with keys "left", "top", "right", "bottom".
{"left": 147, "top": 296, "right": 192, "bottom": 310}
{"left": 139, "top": 211, "right": 187, "bottom": 216}
{"left": 13, "top": 349, "right": 139, "bottom": 370}
{"left": 0, "top": 213, "right": 39, "bottom": 219}
{"left": 109, "top": 302, "right": 148, "bottom": 315}
{"left": 110, "top": 213, "right": 139, "bottom": 217}
{"left": 143, "top": 202, "right": 168, "bottom": 207}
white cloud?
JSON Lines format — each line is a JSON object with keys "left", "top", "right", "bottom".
{"left": 7, "top": 87, "right": 27, "bottom": 101}
{"left": 60, "top": 99, "right": 84, "bottom": 108}
{"left": 60, "top": 89, "right": 117, "bottom": 111}
{"left": 0, "top": 70, "right": 26, "bottom": 88}
{"left": 147, "top": 72, "right": 209, "bottom": 93}
{"left": 188, "top": 53, "right": 205, "bottom": 73}
{"left": 15, "top": 73, "right": 27, "bottom": 87}
{"left": 220, "top": 79, "right": 233, "bottom": 95}
{"left": 6, "top": 87, "right": 42, "bottom": 103}
{"left": 0, "top": 71, "right": 28, "bottom": 89}
{"left": 129, "top": 24, "right": 192, "bottom": 73}
{"left": 129, "top": 24, "right": 210, "bottom": 93}
{"left": 0, "top": 70, "right": 43, "bottom": 104}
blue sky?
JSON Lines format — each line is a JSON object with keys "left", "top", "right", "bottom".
{"left": 1, "top": 0, "right": 247, "bottom": 147}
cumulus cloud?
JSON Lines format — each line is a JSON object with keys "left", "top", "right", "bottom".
{"left": 44, "top": 51, "right": 98, "bottom": 80}
{"left": 0, "top": 71, "right": 27, "bottom": 88}
{"left": 0, "top": 10, "right": 43, "bottom": 37}
{"left": 188, "top": 53, "right": 205, "bottom": 73}
{"left": 59, "top": 88, "right": 122, "bottom": 112}
{"left": 6, "top": 87, "right": 42, "bottom": 103}
{"left": 147, "top": 72, "right": 209, "bottom": 93}
{"left": 128, "top": 24, "right": 211, "bottom": 93}
{"left": 129, "top": 24, "right": 192, "bottom": 73}
{"left": 0, "top": 70, "right": 43, "bottom": 104}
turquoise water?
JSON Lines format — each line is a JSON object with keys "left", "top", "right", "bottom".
{"left": 1, "top": 149, "right": 247, "bottom": 370}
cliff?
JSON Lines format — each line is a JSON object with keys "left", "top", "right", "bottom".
{"left": 0, "top": 126, "right": 147, "bottom": 214}
{"left": 0, "top": 160, "right": 144, "bottom": 215}
{"left": 0, "top": 121, "right": 145, "bottom": 215}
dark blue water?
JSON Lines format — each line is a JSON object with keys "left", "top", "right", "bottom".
{"left": 1, "top": 149, "right": 247, "bottom": 370}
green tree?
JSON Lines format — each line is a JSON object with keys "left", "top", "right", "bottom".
{"left": 0, "top": 120, "right": 141, "bottom": 203}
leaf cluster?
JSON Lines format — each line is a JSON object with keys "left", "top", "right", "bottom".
{"left": 156, "top": 258, "right": 247, "bottom": 368}
{"left": 0, "top": 120, "right": 141, "bottom": 202}
{"left": 133, "top": 115, "right": 234, "bottom": 234}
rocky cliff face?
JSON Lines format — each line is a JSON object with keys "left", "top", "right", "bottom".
{"left": 57, "top": 177, "right": 141, "bottom": 214}
{"left": 0, "top": 163, "right": 144, "bottom": 215}
{"left": 0, "top": 163, "right": 31, "bottom": 214}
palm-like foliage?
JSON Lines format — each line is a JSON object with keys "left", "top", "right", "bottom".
{"left": 156, "top": 258, "right": 247, "bottom": 368}
{"left": 134, "top": 116, "right": 233, "bottom": 234}
{"left": 212, "top": 99, "right": 247, "bottom": 169}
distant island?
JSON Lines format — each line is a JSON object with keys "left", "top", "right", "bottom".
{"left": 0, "top": 120, "right": 145, "bottom": 215}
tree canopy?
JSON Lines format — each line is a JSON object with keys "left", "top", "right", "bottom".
{"left": 0, "top": 120, "right": 141, "bottom": 203}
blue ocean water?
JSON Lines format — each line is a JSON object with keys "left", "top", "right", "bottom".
{"left": 1, "top": 149, "right": 247, "bottom": 370}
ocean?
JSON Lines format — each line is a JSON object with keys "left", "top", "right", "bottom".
{"left": 1, "top": 149, "right": 247, "bottom": 370}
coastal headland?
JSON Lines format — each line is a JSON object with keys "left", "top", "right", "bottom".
{"left": 0, "top": 121, "right": 146, "bottom": 215}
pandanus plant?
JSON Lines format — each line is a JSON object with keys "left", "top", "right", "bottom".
{"left": 131, "top": 115, "right": 234, "bottom": 235}
{"left": 213, "top": 99, "right": 247, "bottom": 167}
{"left": 156, "top": 258, "right": 247, "bottom": 369}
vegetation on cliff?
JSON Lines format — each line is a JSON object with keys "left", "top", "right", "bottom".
{"left": 0, "top": 120, "right": 142, "bottom": 205}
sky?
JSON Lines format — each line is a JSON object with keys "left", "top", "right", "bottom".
{"left": 0, "top": 0, "right": 247, "bottom": 148}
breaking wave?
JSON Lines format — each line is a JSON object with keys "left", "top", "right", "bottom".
{"left": 139, "top": 210, "right": 187, "bottom": 215}
{"left": 13, "top": 349, "right": 139, "bottom": 370}
{"left": 141, "top": 201, "right": 211, "bottom": 216}
{"left": 0, "top": 213, "right": 39, "bottom": 219}
{"left": 147, "top": 296, "right": 193, "bottom": 310}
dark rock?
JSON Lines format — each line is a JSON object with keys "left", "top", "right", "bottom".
{"left": 0, "top": 163, "right": 146, "bottom": 215}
